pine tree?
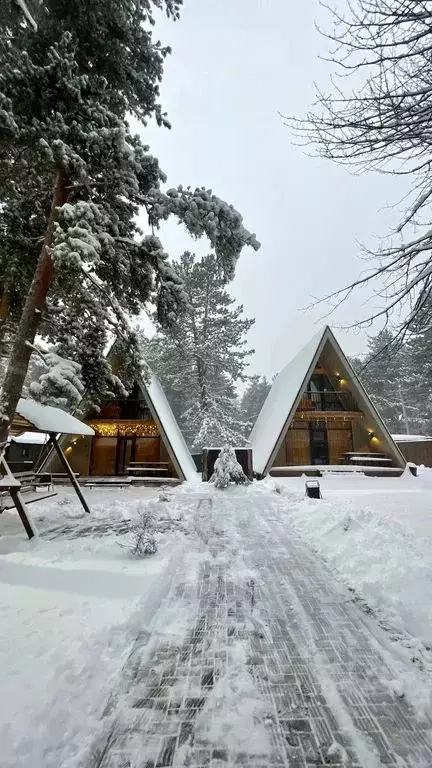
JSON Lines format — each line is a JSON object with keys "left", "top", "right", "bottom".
{"left": 240, "top": 375, "right": 271, "bottom": 436}
{"left": 403, "top": 328, "right": 432, "bottom": 435}
{"left": 146, "top": 252, "right": 254, "bottom": 450}
{"left": 210, "top": 445, "right": 248, "bottom": 489}
{"left": 351, "top": 330, "right": 403, "bottom": 431}
{"left": 351, "top": 329, "right": 429, "bottom": 434}
{"left": 0, "top": 1, "right": 260, "bottom": 443}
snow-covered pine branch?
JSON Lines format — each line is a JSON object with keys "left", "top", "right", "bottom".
{"left": 149, "top": 186, "right": 261, "bottom": 281}
{"left": 28, "top": 349, "right": 84, "bottom": 411}
{"left": 14, "top": 0, "right": 38, "bottom": 30}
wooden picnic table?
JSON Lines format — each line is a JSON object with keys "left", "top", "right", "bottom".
{"left": 126, "top": 462, "right": 170, "bottom": 478}
{"left": 127, "top": 461, "right": 170, "bottom": 467}
{"left": 343, "top": 451, "right": 388, "bottom": 458}
{"left": 348, "top": 456, "right": 392, "bottom": 462}
{"left": 0, "top": 475, "right": 38, "bottom": 538}
{"left": 347, "top": 456, "right": 392, "bottom": 468}
{"left": 127, "top": 467, "right": 169, "bottom": 475}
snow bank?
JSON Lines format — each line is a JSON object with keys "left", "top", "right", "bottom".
{"left": 274, "top": 474, "right": 432, "bottom": 645}
{"left": 268, "top": 474, "right": 432, "bottom": 713}
{"left": 271, "top": 473, "right": 432, "bottom": 648}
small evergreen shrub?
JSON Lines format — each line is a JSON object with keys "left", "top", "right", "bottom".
{"left": 210, "top": 445, "right": 248, "bottom": 489}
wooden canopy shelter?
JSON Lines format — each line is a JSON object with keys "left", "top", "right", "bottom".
{"left": 1, "top": 398, "right": 94, "bottom": 539}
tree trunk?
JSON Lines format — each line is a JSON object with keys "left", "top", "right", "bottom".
{"left": 194, "top": 271, "right": 211, "bottom": 415}
{"left": 398, "top": 384, "right": 411, "bottom": 435}
{"left": 0, "top": 288, "right": 10, "bottom": 358}
{"left": 0, "top": 172, "right": 69, "bottom": 446}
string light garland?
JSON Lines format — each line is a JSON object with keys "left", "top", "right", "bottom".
{"left": 296, "top": 413, "right": 364, "bottom": 422}
{"left": 88, "top": 420, "right": 159, "bottom": 438}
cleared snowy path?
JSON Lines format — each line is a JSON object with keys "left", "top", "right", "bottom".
{"left": 82, "top": 487, "right": 432, "bottom": 768}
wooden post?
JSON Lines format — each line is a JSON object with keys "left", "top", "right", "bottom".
{"left": 0, "top": 455, "right": 38, "bottom": 539}
{"left": 48, "top": 434, "right": 91, "bottom": 514}
{"left": 10, "top": 489, "right": 38, "bottom": 539}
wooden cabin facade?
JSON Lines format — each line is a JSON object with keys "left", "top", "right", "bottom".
{"left": 250, "top": 326, "right": 406, "bottom": 476}
{"left": 272, "top": 364, "right": 380, "bottom": 467}
{"left": 60, "top": 386, "right": 175, "bottom": 477}
{"left": 43, "top": 377, "right": 197, "bottom": 482}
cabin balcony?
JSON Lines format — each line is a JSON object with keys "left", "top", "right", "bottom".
{"left": 298, "top": 391, "right": 359, "bottom": 413}
{"left": 94, "top": 398, "right": 151, "bottom": 421}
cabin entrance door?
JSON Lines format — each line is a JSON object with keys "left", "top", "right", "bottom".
{"left": 309, "top": 422, "right": 329, "bottom": 465}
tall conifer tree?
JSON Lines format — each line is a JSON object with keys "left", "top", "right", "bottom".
{"left": 0, "top": 0, "right": 259, "bottom": 441}
{"left": 146, "top": 253, "right": 254, "bottom": 449}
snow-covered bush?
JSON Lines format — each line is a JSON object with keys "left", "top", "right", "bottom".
{"left": 210, "top": 445, "right": 248, "bottom": 489}
{"left": 125, "top": 506, "right": 158, "bottom": 558}
{"left": 158, "top": 486, "right": 173, "bottom": 503}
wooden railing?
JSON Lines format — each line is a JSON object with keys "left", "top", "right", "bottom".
{"left": 97, "top": 399, "right": 151, "bottom": 420}
{"left": 298, "top": 391, "right": 359, "bottom": 412}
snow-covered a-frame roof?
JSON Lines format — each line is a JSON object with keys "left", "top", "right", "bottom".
{"left": 250, "top": 326, "right": 406, "bottom": 475}
{"left": 139, "top": 373, "right": 197, "bottom": 482}
{"left": 15, "top": 398, "right": 94, "bottom": 436}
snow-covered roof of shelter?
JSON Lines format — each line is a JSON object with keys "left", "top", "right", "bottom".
{"left": 392, "top": 434, "right": 432, "bottom": 443}
{"left": 11, "top": 431, "right": 49, "bottom": 445}
{"left": 140, "top": 374, "right": 197, "bottom": 482}
{"left": 250, "top": 326, "right": 406, "bottom": 475}
{"left": 250, "top": 329, "right": 326, "bottom": 474}
{"left": 16, "top": 399, "right": 94, "bottom": 436}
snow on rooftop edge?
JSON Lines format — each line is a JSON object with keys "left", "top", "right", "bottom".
{"left": 16, "top": 399, "right": 94, "bottom": 436}
{"left": 249, "top": 328, "right": 326, "bottom": 474}
{"left": 392, "top": 434, "right": 432, "bottom": 443}
{"left": 145, "top": 375, "right": 198, "bottom": 482}
{"left": 11, "top": 431, "right": 49, "bottom": 445}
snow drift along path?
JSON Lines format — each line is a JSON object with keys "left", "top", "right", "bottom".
{"left": 78, "top": 484, "right": 432, "bottom": 768}
{"left": 274, "top": 470, "right": 432, "bottom": 650}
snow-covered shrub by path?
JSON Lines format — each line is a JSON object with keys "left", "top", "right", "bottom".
{"left": 158, "top": 486, "right": 174, "bottom": 503}
{"left": 124, "top": 505, "right": 157, "bottom": 558}
{"left": 210, "top": 445, "right": 248, "bottom": 489}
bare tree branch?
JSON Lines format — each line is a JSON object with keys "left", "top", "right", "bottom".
{"left": 285, "top": 0, "right": 432, "bottom": 339}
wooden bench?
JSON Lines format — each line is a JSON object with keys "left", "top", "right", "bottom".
{"left": 47, "top": 472, "right": 80, "bottom": 483}
{"left": 13, "top": 471, "right": 53, "bottom": 492}
{"left": 84, "top": 477, "right": 132, "bottom": 488}
{"left": 270, "top": 464, "right": 404, "bottom": 477}
{"left": 0, "top": 471, "right": 57, "bottom": 513}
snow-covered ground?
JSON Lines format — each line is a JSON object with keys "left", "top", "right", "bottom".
{"left": 0, "top": 486, "right": 204, "bottom": 767}
{"left": 1, "top": 474, "right": 432, "bottom": 766}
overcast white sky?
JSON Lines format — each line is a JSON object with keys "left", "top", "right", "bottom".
{"left": 138, "top": 0, "right": 407, "bottom": 379}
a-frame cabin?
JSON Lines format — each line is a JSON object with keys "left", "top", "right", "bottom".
{"left": 43, "top": 370, "right": 197, "bottom": 482}
{"left": 250, "top": 326, "right": 406, "bottom": 477}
